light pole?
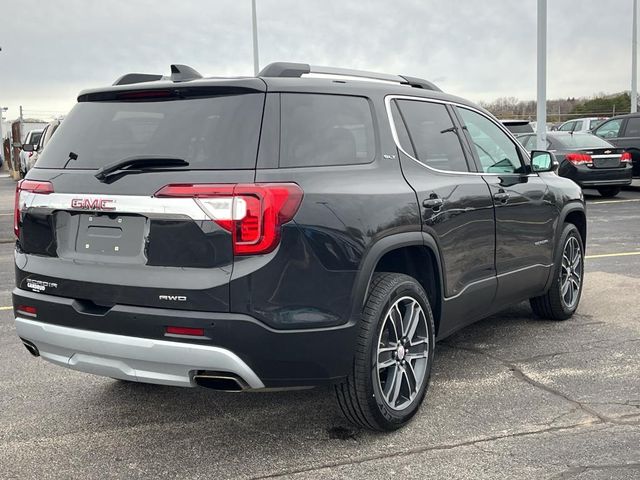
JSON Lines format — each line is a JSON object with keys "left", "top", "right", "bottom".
{"left": 632, "top": 0, "right": 638, "bottom": 113}
{"left": 536, "top": 0, "right": 547, "bottom": 150}
{"left": 251, "top": 0, "right": 260, "bottom": 76}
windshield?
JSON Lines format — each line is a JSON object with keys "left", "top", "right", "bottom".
{"left": 37, "top": 94, "right": 264, "bottom": 170}
{"left": 553, "top": 134, "right": 614, "bottom": 149}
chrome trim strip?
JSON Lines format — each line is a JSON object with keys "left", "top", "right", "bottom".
{"left": 15, "top": 317, "right": 265, "bottom": 389}
{"left": 384, "top": 94, "right": 536, "bottom": 177}
{"left": 21, "top": 192, "right": 210, "bottom": 220}
{"left": 444, "top": 263, "right": 553, "bottom": 301}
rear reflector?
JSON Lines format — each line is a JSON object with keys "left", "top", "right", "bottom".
{"left": 566, "top": 153, "right": 592, "bottom": 166}
{"left": 16, "top": 305, "right": 37, "bottom": 317}
{"left": 15, "top": 180, "right": 54, "bottom": 238}
{"left": 165, "top": 326, "right": 205, "bottom": 336}
{"left": 621, "top": 152, "right": 632, "bottom": 163}
{"left": 154, "top": 183, "right": 303, "bottom": 255}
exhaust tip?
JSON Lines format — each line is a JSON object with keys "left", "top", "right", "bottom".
{"left": 20, "top": 338, "right": 40, "bottom": 357}
{"left": 193, "top": 372, "right": 247, "bottom": 392}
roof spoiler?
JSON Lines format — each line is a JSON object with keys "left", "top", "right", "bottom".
{"left": 258, "top": 62, "right": 442, "bottom": 92}
{"left": 113, "top": 64, "right": 202, "bottom": 86}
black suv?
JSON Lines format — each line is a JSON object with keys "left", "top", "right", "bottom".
{"left": 13, "top": 63, "right": 586, "bottom": 431}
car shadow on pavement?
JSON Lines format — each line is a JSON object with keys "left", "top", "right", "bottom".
{"left": 90, "top": 301, "right": 554, "bottom": 437}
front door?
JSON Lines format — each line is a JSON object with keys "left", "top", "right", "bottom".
{"left": 455, "top": 106, "right": 557, "bottom": 305}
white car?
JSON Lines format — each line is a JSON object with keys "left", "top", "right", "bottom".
{"left": 19, "top": 129, "right": 43, "bottom": 175}
{"left": 26, "top": 120, "right": 62, "bottom": 171}
{"left": 557, "top": 117, "right": 608, "bottom": 133}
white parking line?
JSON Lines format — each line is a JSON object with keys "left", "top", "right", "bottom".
{"left": 585, "top": 251, "right": 640, "bottom": 259}
{"left": 591, "top": 198, "right": 640, "bottom": 205}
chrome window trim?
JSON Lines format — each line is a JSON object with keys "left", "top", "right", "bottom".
{"left": 384, "top": 94, "right": 536, "bottom": 177}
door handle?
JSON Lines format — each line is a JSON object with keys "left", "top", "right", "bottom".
{"left": 423, "top": 197, "right": 444, "bottom": 209}
{"left": 493, "top": 191, "right": 510, "bottom": 203}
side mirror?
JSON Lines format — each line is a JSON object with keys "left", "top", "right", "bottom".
{"left": 21, "top": 144, "right": 35, "bottom": 152}
{"left": 531, "top": 150, "right": 559, "bottom": 173}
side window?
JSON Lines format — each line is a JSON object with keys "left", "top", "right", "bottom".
{"left": 457, "top": 107, "right": 524, "bottom": 174}
{"left": 390, "top": 102, "right": 416, "bottom": 158}
{"left": 519, "top": 135, "right": 534, "bottom": 151}
{"left": 394, "top": 100, "right": 469, "bottom": 172}
{"left": 595, "top": 119, "right": 623, "bottom": 139}
{"left": 280, "top": 93, "right": 375, "bottom": 168}
{"left": 624, "top": 117, "right": 640, "bottom": 137}
{"left": 558, "top": 121, "right": 575, "bottom": 132}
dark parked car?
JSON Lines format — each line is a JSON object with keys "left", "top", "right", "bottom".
{"left": 500, "top": 119, "right": 534, "bottom": 134}
{"left": 518, "top": 132, "right": 633, "bottom": 197}
{"left": 13, "top": 63, "right": 586, "bottom": 431}
{"left": 592, "top": 113, "right": 640, "bottom": 176}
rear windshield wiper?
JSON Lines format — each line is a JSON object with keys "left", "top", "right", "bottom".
{"left": 95, "top": 156, "right": 189, "bottom": 182}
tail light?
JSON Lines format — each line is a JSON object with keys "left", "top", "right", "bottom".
{"left": 621, "top": 152, "right": 633, "bottom": 164}
{"left": 155, "top": 183, "right": 303, "bottom": 255}
{"left": 566, "top": 153, "right": 592, "bottom": 166}
{"left": 14, "top": 180, "right": 54, "bottom": 238}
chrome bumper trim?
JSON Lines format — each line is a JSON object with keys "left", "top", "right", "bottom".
{"left": 15, "top": 317, "right": 265, "bottom": 389}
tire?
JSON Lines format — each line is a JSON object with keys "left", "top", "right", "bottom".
{"left": 335, "top": 272, "right": 435, "bottom": 431}
{"left": 530, "top": 223, "right": 584, "bottom": 321}
{"left": 597, "top": 186, "right": 621, "bottom": 198}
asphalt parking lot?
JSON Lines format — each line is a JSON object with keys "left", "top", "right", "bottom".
{"left": 0, "top": 174, "right": 638, "bottom": 479}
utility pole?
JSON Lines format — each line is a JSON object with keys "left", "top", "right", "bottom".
{"left": 536, "top": 0, "right": 547, "bottom": 149}
{"left": 632, "top": 0, "right": 638, "bottom": 113}
{"left": 251, "top": 0, "right": 260, "bottom": 76}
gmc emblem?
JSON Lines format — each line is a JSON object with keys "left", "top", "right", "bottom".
{"left": 71, "top": 198, "right": 116, "bottom": 211}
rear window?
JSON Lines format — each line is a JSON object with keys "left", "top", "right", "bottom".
{"left": 36, "top": 94, "right": 264, "bottom": 170}
{"left": 589, "top": 119, "right": 606, "bottom": 130}
{"left": 27, "top": 131, "right": 43, "bottom": 145}
{"left": 280, "top": 94, "right": 375, "bottom": 168}
{"left": 553, "top": 134, "right": 613, "bottom": 149}
{"left": 503, "top": 122, "right": 534, "bottom": 134}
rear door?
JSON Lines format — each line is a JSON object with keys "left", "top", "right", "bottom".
{"left": 389, "top": 97, "right": 497, "bottom": 334}
{"left": 455, "top": 106, "right": 556, "bottom": 305}
{"left": 16, "top": 82, "right": 266, "bottom": 312}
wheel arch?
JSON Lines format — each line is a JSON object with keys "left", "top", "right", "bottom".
{"left": 561, "top": 203, "right": 587, "bottom": 249}
{"left": 541, "top": 202, "right": 586, "bottom": 293}
{"left": 350, "top": 232, "right": 444, "bottom": 335}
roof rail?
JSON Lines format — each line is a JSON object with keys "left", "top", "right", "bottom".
{"left": 258, "top": 62, "right": 442, "bottom": 92}
{"left": 113, "top": 64, "right": 203, "bottom": 86}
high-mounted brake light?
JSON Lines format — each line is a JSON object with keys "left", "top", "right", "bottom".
{"left": 566, "top": 153, "right": 592, "bottom": 166}
{"left": 154, "top": 183, "right": 303, "bottom": 255}
{"left": 621, "top": 152, "right": 632, "bottom": 163}
{"left": 14, "top": 180, "right": 54, "bottom": 238}
{"left": 117, "top": 90, "right": 174, "bottom": 100}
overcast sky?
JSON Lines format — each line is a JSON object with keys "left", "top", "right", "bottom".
{"left": 0, "top": 0, "right": 635, "bottom": 120}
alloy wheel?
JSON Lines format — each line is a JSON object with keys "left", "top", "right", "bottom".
{"left": 560, "top": 236, "right": 582, "bottom": 309}
{"left": 376, "top": 296, "right": 429, "bottom": 411}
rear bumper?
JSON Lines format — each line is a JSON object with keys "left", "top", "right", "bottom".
{"left": 13, "top": 288, "right": 358, "bottom": 388}
{"left": 15, "top": 317, "right": 265, "bottom": 388}
{"left": 563, "top": 164, "right": 633, "bottom": 188}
